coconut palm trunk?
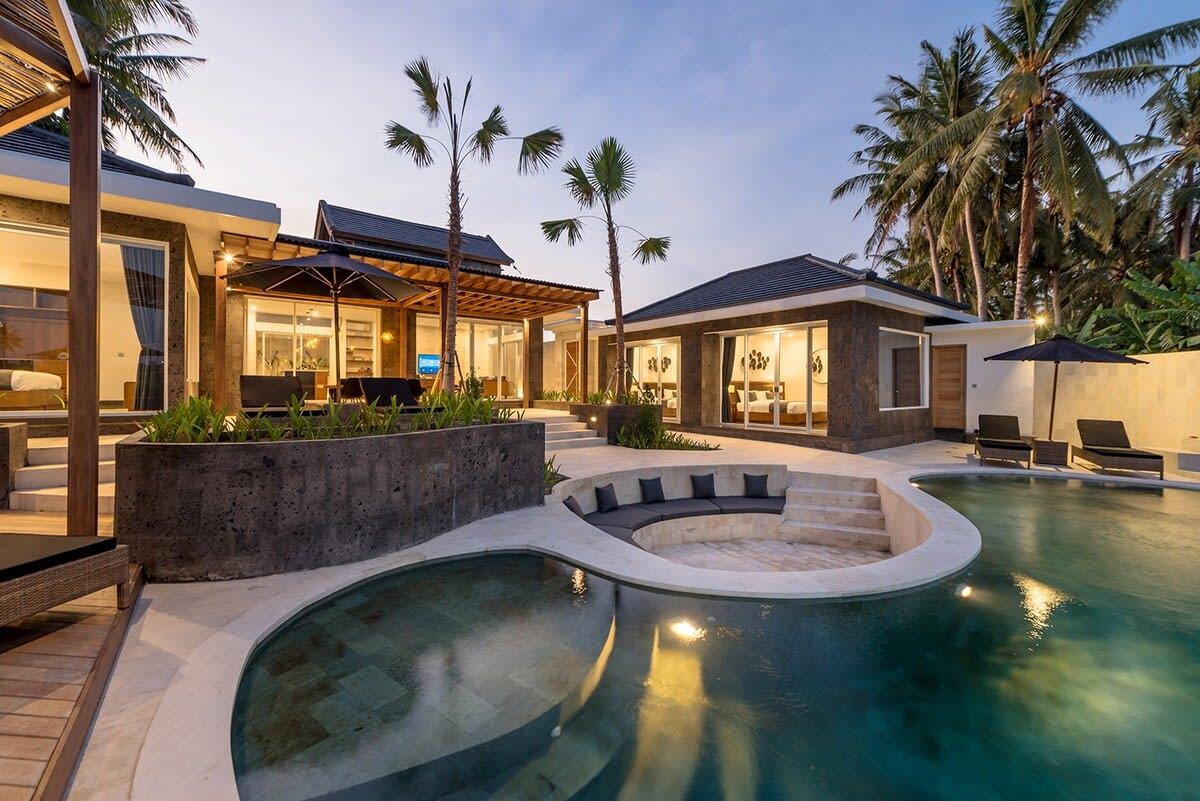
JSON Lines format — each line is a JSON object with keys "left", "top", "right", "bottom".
{"left": 1182, "top": 164, "right": 1195, "bottom": 261}
{"left": 1014, "top": 113, "right": 1039, "bottom": 319}
{"left": 962, "top": 199, "right": 987, "bottom": 320}
{"left": 604, "top": 201, "right": 627, "bottom": 396}
{"left": 444, "top": 162, "right": 463, "bottom": 393}
{"left": 923, "top": 220, "right": 945, "bottom": 296}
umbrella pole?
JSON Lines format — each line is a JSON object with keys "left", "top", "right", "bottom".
{"left": 1048, "top": 361, "right": 1059, "bottom": 441}
{"left": 331, "top": 290, "right": 341, "bottom": 403}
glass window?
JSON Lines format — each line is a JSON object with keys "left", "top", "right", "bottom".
{"left": 879, "top": 328, "right": 928, "bottom": 409}
{"left": 630, "top": 339, "right": 681, "bottom": 422}
{"left": 413, "top": 314, "right": 525, "bottom": 399}
{"left": 0, "top": 222, "right": 167, "bottom": 414}
{"left": 720, "top": 323, "right": 828, "bottom": 432}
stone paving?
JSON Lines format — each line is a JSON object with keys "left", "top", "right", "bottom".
{"left": 651, "top": 539, "right": 888, "bottom": 572}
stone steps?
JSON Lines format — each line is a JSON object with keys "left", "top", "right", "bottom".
{"left": 13, "top": 460, "right": 115, "bottom": 491}
{"left": 777, "top": 521, "right": 892, "bottom": 552}
{"left": 783, "top": 503, "right": 885, "bottom": 529}
{"left": 546, "top": 437, "right": 607, "bottom": 451}
{"left": 788, "top": 471, "right": 878, "bottom": 493}
{"left": 547, "top": 429, "right": 598, "bottom": 442}
{"left": 26, "top": 435, "right": 123, "bottom": 466}
{"left": 785, "top": 486, "right": 880, "bottom": 509}
{"left": 9, "top": 482, "right": 116, "bottom": 514}
{"left": 539, "top": 413, "right": 604, "bottom": 451}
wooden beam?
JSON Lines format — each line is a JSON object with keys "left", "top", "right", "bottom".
{"left": 0, "top": 88, "right": 68, "bottom": 135}
{"left": 214, "top": 254, "right": 228, "bottom": 407}
{"left": 44, "top": 0, "right": 90, "bottom": 80}
{"left": 0, "top": 16, "right": 73, "bottom": 79}
{"left": 579, "top": 302, "right": 590, "bottom": 397}
{"left": 67, "top": 72, "right": 100, "bottom": 537}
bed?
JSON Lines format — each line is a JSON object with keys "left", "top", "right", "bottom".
{"left": 0, "top": 360, "right": 67, "bottom": 410}
{"left": 728, "top": 381, "right": 827, "bottom": 425}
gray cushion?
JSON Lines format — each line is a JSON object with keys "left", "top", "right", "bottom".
{"left": 655, "top": 498, "right": 721, "bottom": 520}
{"left": 584, "top": 504, "right": 664, "bottom": 530}
{"left": 1081, "top": 445, "right": 1161, "bottom": 460}
{"left": 639, "top": 476, "right": 665, "bottom": 504}
{"left": 712, "top": 496, "right": 785, "bottom": 514}
{"left": 595, "top": 483, "right": 619, "bottom": 513}
{"left": 596, "top": 526, "right": 635, "bottom": 543}
{"left": 744, "top": 473, "right": 769, "bottom": 498}
{"left": 690, "top": 473, "right": 715, "bottom": 499}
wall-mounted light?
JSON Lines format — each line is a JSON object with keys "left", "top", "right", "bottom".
{"left": 222, "top": 252, "right": 235, "bottom": 265}
{"left": 589, "top": 415, "right": 597, "bottom": 423}
{"left": 379, "top": 331, "right": 395, "bottom": 344}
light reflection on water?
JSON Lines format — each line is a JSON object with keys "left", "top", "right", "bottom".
{"left": 232, "top": 476, "right": 1200, "bottom": 801}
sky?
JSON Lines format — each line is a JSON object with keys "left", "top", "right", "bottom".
{"left": 118, "top": 0, "right": 1199, "bottom": 319}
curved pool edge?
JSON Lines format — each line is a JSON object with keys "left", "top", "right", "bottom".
{"left": 128, "top": 463, "right": 1198, "bottom": 801}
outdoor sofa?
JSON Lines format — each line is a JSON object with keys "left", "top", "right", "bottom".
{"left": 562, "top": 472, "right": 785, "bottom": 544}
{"left": 1072, "top": 419, "right": 1164, "bottom": 480}
{"left": 239, "top": 374, "right": 306, "bottom": 411}
{"left": 0, "top": 535, "right": 132, "bottom": 627}
{"left": 974, "top": 414, "right": 1033, "bottom": 468}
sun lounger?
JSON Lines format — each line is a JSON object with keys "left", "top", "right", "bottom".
{"left": 975, "top": 414, "right": 1032, "bottom": 468}
{"left": 1072, "top": 419, "right": 1164, "bottom": 480}
{"left": 0, "top": 535, "right": 132, "bottom": 627}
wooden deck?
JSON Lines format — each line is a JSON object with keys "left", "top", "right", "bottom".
{"left": 0, "top": 513, "right": 129, "bottom": 801}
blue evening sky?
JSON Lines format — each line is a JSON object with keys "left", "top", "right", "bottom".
{"left": 126, "top": 1, "right": 1199, "bottom": 317}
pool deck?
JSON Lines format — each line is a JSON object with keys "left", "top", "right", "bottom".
{"left": 66, "top": 436, "right": 1200, "bottom": 801}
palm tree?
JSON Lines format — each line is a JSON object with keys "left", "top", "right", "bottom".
{"left": 38, "top": 0, "right": 205, "bottom": 167}
{"left": 384, "top": 57, "right": 563, "bottom": 393}
{"left": 540, "top": 138, "right": 670, "bottom": 396}
{"left": 901, "top": 1, "right": 1200, "bottom": 319}
{"left": 1127, "top": 68, "right": 1200, "bottom": 260}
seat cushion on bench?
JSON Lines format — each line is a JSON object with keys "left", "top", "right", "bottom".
{"left": 1080, "top": 446, "right": 1162, "bottom": 460}
{"left": 977, "top": 437, "right": 1031, "bottom": 452}
{"left": 584, "top": 504, "right": 664, "bottom": 531}
{"left": 0, "top": 535, "right": 117, "bottom": 583}
{"left": 655, "top": 498, "right": 722, "bottom": 520}
{"left": 711, "top": 496, "right": 786, "bottom": 514}
{"left": 596, "top": 526, "right": 635, "bottom": 543}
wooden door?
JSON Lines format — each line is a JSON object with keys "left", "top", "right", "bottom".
{"left": 564, "top": 340, "right": 580, "bottom": 394}
{"left": 931, "top": 345, "right": 966, "bottom": 429}
{"left": 892, "top": 347, "right": 921, "bottom": 407}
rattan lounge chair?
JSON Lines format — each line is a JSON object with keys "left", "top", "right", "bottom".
{"left": 1072, "top": 419, "right": 1164, "bottom": 480}
{"left": 975, "top": 414, "right": 1033, "bottom": 468}
{"left": 0, "top": 535, "right": 132, "bottom": 627}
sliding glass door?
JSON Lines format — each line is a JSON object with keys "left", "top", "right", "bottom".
{"left": 629, "top": 339, "right": 681, "bottom": 422}
{"left": 719, "top": 323, "right": 828, "bottom": 433}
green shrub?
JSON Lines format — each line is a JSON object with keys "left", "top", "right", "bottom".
{"left": 616, "top": 405, "right": 718, "bottom": 450}
{"left": 543, "top": 455, "right": 566, "bottom": 494}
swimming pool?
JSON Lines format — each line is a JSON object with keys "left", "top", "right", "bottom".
{"left": 231, "top": 475, "right": 1200, "bottom": 800}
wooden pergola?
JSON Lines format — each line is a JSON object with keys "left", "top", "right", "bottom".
{"left": 1, "top": 0, "right": 102, "bottom": 537}
{"left": 218, "top": 233, "right": 599, "bottom": 399}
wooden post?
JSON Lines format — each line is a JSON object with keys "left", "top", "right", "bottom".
{"left": 67, "top": 72, "right": 100, "bottom": 537}
{"left": 578, "top": 302, "right": 589, "bottom": 398}
{"left": 522, "top": 316, "right": 543, "bottom": 408}
{"left": 214, "top": 254, "right": 228, "bottom": 408}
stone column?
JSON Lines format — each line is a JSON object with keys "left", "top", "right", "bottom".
{"left": 523, "top": 316, "right": 544, "bottom": 406}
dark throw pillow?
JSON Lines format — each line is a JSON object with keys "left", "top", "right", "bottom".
{"left": 744, "top": 474, "right": 769, "bottom": 498}
{"left": 595, "top": 483, "right": 620, "bottom": 513}
{"left": 639, "top": 476, "right": 666, "bottom": 504}
{"left": 563, "top": 495, "right": 585, "bottom": 518}
{"left": 690, "top": 473, "right": 715, "bottom": 499}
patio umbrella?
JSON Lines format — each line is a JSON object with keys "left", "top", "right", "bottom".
{"left": 228, "top": 245, "right": 422, "bottom": 400}
{"left": 984, "top": 334, "right": 1146, "bottom": 440}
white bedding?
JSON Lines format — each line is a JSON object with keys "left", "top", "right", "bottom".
{"left": 737, "top": 399, "right": 826, "bottom": 415}
{"left": 7, "top": 370, "right": 62, "bottom": 391}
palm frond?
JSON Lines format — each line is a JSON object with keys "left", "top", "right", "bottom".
{"left": 562, "top": 159, "right": 596, "bottom": 208}
{"left": 383, "top": 122, "right": 435, "bottom": 167}
{"left": 469, "top": 105, "right": 508, "bottom": 163}
{"left": 404, "top": 57, "right": 441, "bottom": 126}
{"left": 541, "top": 218, "right": 585, "bottom": 246}
{"left": 517, "top": 127, "right": 564, "bottom": 174}
{"left": 586, "top": 137, "right": 636, "bottom": 200}
{"left": 632, "top": 236, "right": 670, "bottom": 264}
{"left": 1074, "top": 18, "right": 1200, "bottom": 70}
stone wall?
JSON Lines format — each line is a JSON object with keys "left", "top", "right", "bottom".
{"left": 115, "top": 421, "right": 545, "bottom": 580}
{"left": 599, "top": 300, "right": 933, "bottom": 452}
{"left": 568, "top": 403, "right": 657, "bottom": 444}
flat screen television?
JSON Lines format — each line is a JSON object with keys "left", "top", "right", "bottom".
{"left": 417, "top": 353, "right": 441, "bottom": 376}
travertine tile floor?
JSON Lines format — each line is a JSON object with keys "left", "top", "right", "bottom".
{"left": 652, "top": 539, "right": 887, "bottom": 572}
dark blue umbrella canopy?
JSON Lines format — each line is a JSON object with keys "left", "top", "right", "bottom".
{"left": 227, "top": 244, "right": 421, "bottom": 303}
{"left": 984, "top": 334, "right": 1147, "bottom": 364}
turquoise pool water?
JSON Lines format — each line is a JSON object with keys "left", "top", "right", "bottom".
{"left": 232, "top": 476, "right": 1200, "bottom": 801}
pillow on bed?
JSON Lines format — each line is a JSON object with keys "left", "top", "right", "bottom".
{"left": 0, "top": 369, "right": 63, "bottom": 392}
{"left": 746, "top": 390, "right": 759, "bottom": 402}
{"left": 595, "top": 483, "right": 619, "bottom": 513}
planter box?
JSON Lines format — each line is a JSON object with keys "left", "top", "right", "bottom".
{"left": 530, "top": 400, "right": 572, "bottom": 411}
{"left": 569, "top": 403, "right": 658, "bottom": 445}
{"left": 115, "top": 422, "right": 544, "bottom": 581}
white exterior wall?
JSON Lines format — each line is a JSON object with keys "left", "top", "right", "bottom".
{"left": 1033, "top": 351, "right": 1200, "bottom": 452}
{"left": 928, "top": 320, "right": 1037, "bottom": 436}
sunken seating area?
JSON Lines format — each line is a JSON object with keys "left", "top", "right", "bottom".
{"left": 0, "top": 535, "right": 131, "bottom": 627}
{"left": 555, "top": 465, "right": 788, "bottom": 545}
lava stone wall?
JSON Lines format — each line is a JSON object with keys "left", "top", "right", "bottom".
{"left": 115, "top": 421, "right": 545, "bottom": 581}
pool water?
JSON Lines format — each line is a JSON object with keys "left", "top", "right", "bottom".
{"left": 232, "top": 476, "right": 1200, "bottom": 801}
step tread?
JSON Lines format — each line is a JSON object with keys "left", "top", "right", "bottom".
{"left": 15, "top": 459, "right": 116, "bottom": 474}
{"left": 787, "top": 487, "right": 878, "bottom": 498}
{"left": 785, "top": 502, "right": 884, "bottom": 517}
{"left": 10, "top": 482, "right": 116, "bottom": 498}
{"left": 547, "top": 438, "right": 607, "bottom": 450}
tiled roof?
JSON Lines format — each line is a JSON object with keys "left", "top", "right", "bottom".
{"left": 0, "top": 124, "right": 195, "bottom": 187}
{"left": 620, "top": 254, "right": 967, "bottom": 323}
{"left": 317, "top": 200, "right": 513, "bottom": 267}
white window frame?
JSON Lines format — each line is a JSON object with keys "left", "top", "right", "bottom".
{"left": 629, "top": 337, "right": 682, "bottom": 423}
{"left": 878, "top": 326, "right": 930, "bottom": 411}
{"left": 717, "top": 321, "right": 827, "bottom": 434}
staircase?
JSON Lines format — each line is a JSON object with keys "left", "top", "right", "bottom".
{"left": 542, "top": 414, "right": 605, "bottom": 451}
{"left": 779, "top": 473, "right": 891, "bottom": 552}
{"left": 8, "top": 435, "right": 124, "bottom": 514}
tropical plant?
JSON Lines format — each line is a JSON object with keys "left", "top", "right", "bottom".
{"left": 384, "top": 58, "right": 563, "bottom": 393}
{"left": 543, "top": 455, "right": 565, "bottom": 494}
{"left": 541, "top": 138, "right": 670, "bottom": 395}
{"left": 911, "top": 0, "right": 1200, "bottom": 319}
{"left": 37, "top": 0, "right": 205, "bottom": 167}
{"left": 1126, "top": 67, "right": 1200, "bottom": 260}
{"left": 1072, "top": 257, "right": 1200, "bottom": 352}
{"left": 616, "top": 404, "right": 718, "bottom": 450}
